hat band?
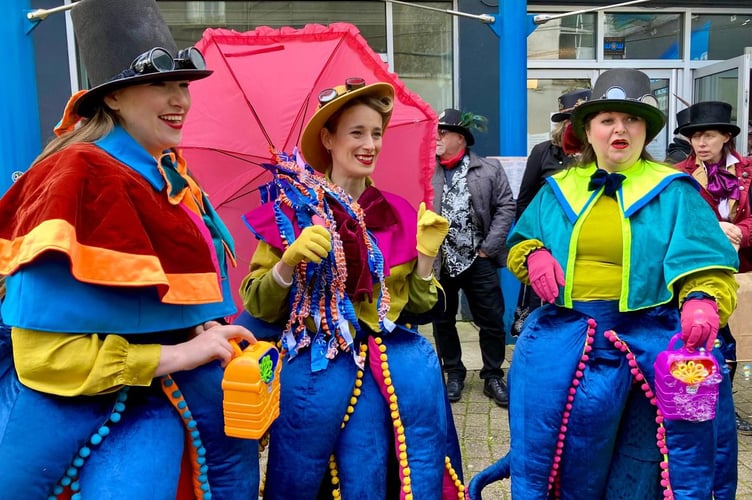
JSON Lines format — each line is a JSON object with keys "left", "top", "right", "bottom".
{"left": 601, "top": 86, "right": 658, "bottom": 107}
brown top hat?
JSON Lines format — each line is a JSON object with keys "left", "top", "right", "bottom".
{"left": 675, "top": 101, "right": 740, "bottom": 138}
{"left": 570, "top": 68, "right": 666, "bottom": 143}
{"left": 71, "top": 0, "right": 212, "bottom": 117}
{"left": 551, "top": 89, "right": 592, "bottom": 123}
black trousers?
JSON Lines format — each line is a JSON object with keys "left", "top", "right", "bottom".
{"left": 432, "top": 257, "right": 506, "bottom": 381}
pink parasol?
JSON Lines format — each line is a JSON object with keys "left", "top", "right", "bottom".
{"left": 180, "top": 23, "right": 437, "bottom": 315}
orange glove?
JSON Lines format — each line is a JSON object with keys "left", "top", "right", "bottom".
{"left": 416, "top": 202, "right": 449, "bottom": 257}
{"left": 281, "top": 225, "right": 332, "bottom": 267}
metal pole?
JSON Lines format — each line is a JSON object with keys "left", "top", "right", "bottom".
{"left": 533, "top": 0, "right": 650, "bottom": 25}
{"left": 26, "top": 2, "right": 76, "bottom": 21}
{"left": 382, "top": 0, "right": 494, "bottom": 23}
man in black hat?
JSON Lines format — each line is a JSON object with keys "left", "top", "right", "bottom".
{"left": 664, "top": 107, "right": 693, "bottom": 164}
{"left": 430, "top": 108, "right": 515, "bottom": 406}
{"left": 516, "top": 88, "right": 591, "bottom": 219}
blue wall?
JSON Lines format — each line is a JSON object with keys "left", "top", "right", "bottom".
{"left": 457, "top": 0, "right": 500, "bottom": 158}
{"left": 2, "top": 1, "right": 71, "bottom": 196}
{"left": 2, "top": 0, "right": 42, "bottom": 194}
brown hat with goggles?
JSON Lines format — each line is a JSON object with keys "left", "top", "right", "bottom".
{"left": 300, "top": 77, "right": 394, "bottom": 173}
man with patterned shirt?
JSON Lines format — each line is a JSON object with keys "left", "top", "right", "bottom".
{"left": 431, "top": 109, "right": 516, "bottom": 405}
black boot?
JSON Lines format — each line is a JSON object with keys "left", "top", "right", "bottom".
{"left": 736, "top": 412, "right": 752, "bottom": 436}
{"left": 483, "top": 377, "right": 508, "bottom": 407}
{"left": 446, "top": 378, "right": 464, "bottom": 402}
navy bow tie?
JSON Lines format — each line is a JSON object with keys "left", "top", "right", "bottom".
{"left": 588, "top": 168, "right": 625, "bottom": 197}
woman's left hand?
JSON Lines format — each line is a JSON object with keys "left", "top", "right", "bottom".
{"left": 719, "top": 221, "right": 742, "bottom": 249}
{"left": 680, "top": 298, "right": 719, "bottom": 351}
{"left": 416, "top": 202, "right": 449, "bottom": 257}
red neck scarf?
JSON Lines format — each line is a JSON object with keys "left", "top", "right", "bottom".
{"left": 439, "top": 148, "right": 467, "bottom": 169}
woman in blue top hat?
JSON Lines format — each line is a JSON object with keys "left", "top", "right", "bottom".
{"left": 0, "top": 0, "right": 258, "bottom": 497}
{"left": 470, "top": 68, "right": 739, "bottom": 499}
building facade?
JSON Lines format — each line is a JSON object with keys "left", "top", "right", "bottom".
{"left": 4, "top": 0, "right": 752, "bottom": 192}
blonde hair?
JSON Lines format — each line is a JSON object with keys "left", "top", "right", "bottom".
{"left": 33, "top": 106, "right": 118, "bottom": 165}
{"left": 324, "top": 94, "right": 394, "bottom": 133}
{"left": 550, "top": 120, "right": 567, "bottom": 147}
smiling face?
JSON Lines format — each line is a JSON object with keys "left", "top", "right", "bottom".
{"left": 103, "top": 80, "right": 191, "bottom": 157}
{"left": 689, "top": 129, "right": 731, "bottom": 165}
{"left": 585, "top": 111, "right": 647, "bottom": 172}
{"left": 321, "top": 103, "right": 384, "bottom": 183}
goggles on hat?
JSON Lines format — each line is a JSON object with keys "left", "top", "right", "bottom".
{"left": 130, "top": 47, "right": 207, "bottom": 75}
{"left": 601, "top": 86, "right": 658, "bottom": 108}
{"left": 317, "top": 77, "right": 367, "bottom": 107}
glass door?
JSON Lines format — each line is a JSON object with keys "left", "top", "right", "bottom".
{"left": 693, "top": 54, "right": 752, "bottom": 156}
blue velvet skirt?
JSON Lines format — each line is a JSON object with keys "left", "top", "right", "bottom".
{"left": 0, "top": 326, "right": 258, "bottom": 498}
{"left": 262, "top": 324, "right": 464, "bottom": 499}
{"left": 507, "top": 301, "right": 736, "bottom": 499}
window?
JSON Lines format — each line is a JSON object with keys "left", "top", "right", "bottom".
{"left": 157, "top": 1, "right": 452, "bottom": 110}
{"left": 603, "top": 13, "right": 682, "bottom": 60}
{"left": 392, "top": 2, "right": 453, "bottom": 111}
{"left": 528, "top": 13, "right": 596, "bottom": 60}
{"left": 690, "top": 14, "right": 752, "bottom": 60}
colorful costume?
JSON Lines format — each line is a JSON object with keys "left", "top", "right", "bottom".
{"left": 0, "top": 126, "right": 257, "bottom": 498}
{"left": 241, "top": 157, "right": 464, "bottom": 499}
{"left": 470, "top": 160, "right": 739, "bottom": 499}
{"left": 676, "top": 151, "right": 752, "bottom": 272}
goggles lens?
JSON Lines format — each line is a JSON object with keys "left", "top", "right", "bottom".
{"left": 345, "top": 77, "right": 366, "bottom": 91}
{"left": 603, "top": 87, "right": 627, "bottom": 100}
{"left": 317, "top": 77, "right": 368, "bottom": 107}
{"left": 176, "top": 47, "right": 207, "bottom": 70}
{"left": 318, "top": 88, "right": 340, "bottom": 107}
{"left": 131, "top": 48, "right": 174, "bottom": 74}
{"left": 130, "top": 47, "right": 206, "bottom": 76}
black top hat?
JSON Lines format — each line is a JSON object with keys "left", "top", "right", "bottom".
{"left": 570, "top": 68, "right": 666, "bottom": 143}
{"left": 673, "top": 107, "right": 691, "bottom": 135}
{"left": 551, "top": 89, "right": 592, "bottom": 122}
{"left": 438, "top": 109, "right": 478, "bottom": 146}
{"left": 675, "top": 101, "right": 740, "bottom": 138}
{"left": 71, "top": 0, "right": 212, "bottom": 117}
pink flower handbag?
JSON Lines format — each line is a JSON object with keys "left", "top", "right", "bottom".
{"left": 653, "top": 333, "right": 722, "bottom": 422}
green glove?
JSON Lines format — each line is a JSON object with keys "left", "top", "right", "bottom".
{"left": 416, "top": 202, "right": 449, "bottom": 257}
{"left": 281, "top": 225, "right": 332, "bottom": 266}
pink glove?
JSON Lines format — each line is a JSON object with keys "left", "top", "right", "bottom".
{"left": 680, "top": 298, "right": 719, "bottom": 351}
{"left": 526, "top": 249, "right": 565, "bottom": 304}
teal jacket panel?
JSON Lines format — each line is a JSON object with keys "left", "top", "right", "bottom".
{"left": 508, "top": 160, "right": 739, "bottom": 311}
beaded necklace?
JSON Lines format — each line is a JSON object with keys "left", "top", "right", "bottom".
{"left": 262, "top": 151, "right": 393, "bottom": 372}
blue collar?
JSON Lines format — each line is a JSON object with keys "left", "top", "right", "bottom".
{"left": 95, "top": 126, "right": 166, "bottom": 191}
